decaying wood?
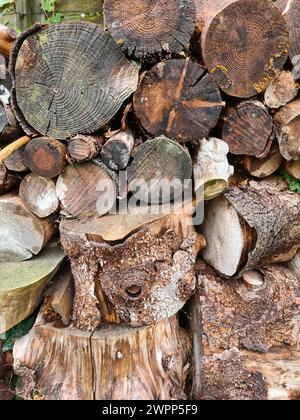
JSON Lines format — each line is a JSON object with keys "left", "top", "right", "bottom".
{"left": 19, "top": 174, "right": 59, "bottom": 218}
{"left": 0, "top": 103, "right": 24, "bottom": 144}
{"left": 284, "top": 160, "right": 300, "bottom": 180}
{"left": 24, "top": 137, "right": 67, "bottom": 178}
{"left": 200, "top": 0, "right": 289, "bottom": 98}
{"left": 128, "top": 137, "right": 193, "bottom": 204}
{"left": 0, "top": 25, "right": 17, "bottom": 57}
{"left": 60, "top": 205, "right": 205, "bottom": 331}
{"left": 14, "top": 315, "right": 191, "bottom": 400}
{"left": 0, "top": 243, "right": 64, "bottom": 334}
{"left": 68, "top": 134, "right": 104, "bottom": 163}
{"left": 101, "top": 130, "right": 134, "bottom": 171}
{"left": 10, "top": 22, "right": 139, "bottom": 140}
{"left": 0, "top": 194, "right": 57, "bottom": 262}
{"left": 193, "top": 137, "right": 234, "bottom": 199}
{"left": 56, "top": 162, "right": 117, "bottom": 218}
{"left": 202, "top": 178, "right": 300, "bottom": 277}
{"left": 134, "top": 58, "right": 223, "bottom": 143}
{"left": 222, "top": 100, "right": 274, "bottom": 158}
{"left": 104, "top": 0, "right": 195, "bottom": 58}
{"left": 274, "top": 99, "right": 300, "bottom": 161}
{"left": 241, "top": 145, "right": 283, "bottom": 178}
{"left": 265, "top": 71, "right": 298, "bottom": 109}
{"left": 4, "top": 145, "right": 28, "bottom": 172}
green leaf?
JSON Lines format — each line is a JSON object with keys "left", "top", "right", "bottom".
{"left": 41, "top": 0, "right": 57, "bottom": 13}
{"left": 1, "top": 315, "right": 36, "bottom": 353}
{"left": 281, "top": 171, "right": 300, "bottom": 195}
{"left": 47, "top": 12, "right": 62, "bottom": 24}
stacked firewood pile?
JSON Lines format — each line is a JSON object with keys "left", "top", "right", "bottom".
{"left": 0, "top": 0, "right": 299, "bottom": 401}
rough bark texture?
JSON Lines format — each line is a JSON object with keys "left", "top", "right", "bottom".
{"left": 14, "top": 316, "right": 191, "bottom": 400}
{"left": 133, "top": 59, "right": 223, "bottom": 143}
{"left": 241, "top": 145, "right": 283, "bottom": 178}
{"left": 101, "top": 130, "right": 134, "bottom": 171}
{"left": 265, "top": 71, "right": 298, "bottom": 109}
{"left": 68, "top": 134, "right": 104, "bottom": 163}
{"left": 10, "top": 22, "right": 139, "bottom": 140}
{"left": 201, "top": 0, "right": 289, "bottom": 98}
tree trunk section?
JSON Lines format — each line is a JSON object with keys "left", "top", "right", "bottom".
{"left": 274, "top": 99, "right": 300, "bottom": 161}
{"left": 68, "top": 134, "right": 104, "bottom": 163}
{"left": 101, "top": 130, "right": 134, "bottom": 171}
{"left": 4, "top": 145, "right": 28, "bottom": 172}
{"left": 241, "top": 145, "right": 283, "bottom": 178}
{"left": 265, "top": 71, "right": 298, "bottom": 109}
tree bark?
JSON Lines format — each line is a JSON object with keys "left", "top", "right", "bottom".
{"left": 133, "top": 58, "right": 223, "bottom": 143}
{"left": 13, "top": 315, "right": 191, "bottom": 400}
{"left": 265, "top": 71, "right": 298, "bottom": 109}
{"left": 0, "top": 103, "right": 23, "bottom": 144}
{"left": 101, "top": 130, "right": 134, "bottom": 171}
{"left": 222, "top": 100, "right": 274, "bottom": 158}
{"left": 103, "top": 0, "right": 196, "bottom": 58}
{"left": 68, "top": 134, "right": 104, "bottom": 163}
{"left": 10, "top": 22, "right": 139, "bottom": 140}
{"left": 274, "top": 99, "right": 300, "bottom": 161}
{"left": 241, "top": 145, "right": 283, "bottom": 178}
{"left": 200, "top": 0, "right": 289, "bottom": 98}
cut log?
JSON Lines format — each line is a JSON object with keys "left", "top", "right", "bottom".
{"left": 0, "top": 243, "right": 64, "bottom": 334}
{"left": 128, "top": 137, "right": 193, "bottom": 204}
{"left": 0, "top": 163, "right": 18, "bottom": 195}
{"left": 284, "top": 160, "right": 300, "bottom": 180}
{"left": 133, "top": 58, "right": 224, "bottom": 143}
{"left": 24, "top": 137, "right": 67, "bottom": 178}
{"left": 4, "top": 145, "right": 28, "bottom": 172}
{"left": 10, "top": 22, "right": 139, "bottom": 140}
{"left": 222, "top": 100, "right": 274, "bottom": 158}
{"left": 200, "top": 0, "right": 289, "bottom": 98}
{"left": 274, "top": 99, "right": 300, "bottom": 161}
{"left": 56, "top": 162, "right": 117, "bottom": 219}
{"left": 19, "top": 174, "right": 59, "bottom": 218}
{"left": 201, "top": 178, "right": 300, "bottom": 277}
{"left": 265, "top": 71, "right": 298, "bottom": 109}
{"left": 104, "top": 0, "right": 196, "bottom": 58}
{"left": 241, "top": 145, "right": 283, "bottom": 178}
{"left": 193, "top": 137, "right": 234, "bottom": 200}
{"left": 0, "top": 25, "right": 17, "bottom": 57}
{"left": 0, "top": 103, "right": 23, "bottom": 144}
{"left": 60, "top": 206, "right": 206, "bottom": 331}
{"left": 68, "top": 134, "right": 104, "bottom": 163}
{"left": 14, "top": 315, "right": 191, "bottom": 400}
{"left": 0, "top": 194, "right": 57, "bottom": 262}
{"left": 101, "top": 130, "right": 134, "bottom": 171}
{"left": 0, "top": 136, "right": 31, "bottom": 165}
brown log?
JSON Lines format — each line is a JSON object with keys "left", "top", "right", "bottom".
{"left": 67, "top": 134, "right": 104, "bottom": 163}
{"left": 0, "top": 25, "right": 17, "bottom": 57}
{"left": 133, "top": 58, "right": 224, "bottom": 143}
{"left": 222, "top": 100, "right": 274, "bottom": 158}
{"left": 60, "top": 206, "right": 205, "bottom": 332}
{"left": 56, "top": 162, "right": 117, "bottom": 219}
{"left": 19, "top": 173, "right": 59, "bottom": 218}
{"left": 0, "top": 163, "right": 18, "bottom": 195}
{"left": 284, "top": 160, "right": 300, "bottom": 180}
{"left": 0, "top": 194, "right": 57, "bottom": 262}
{"left": 241, "top": 145, "right": 283, "bottom": 178}
{"left": 13, "top": 315, "right": 191, "bottom": 400}
{"left": 0, "top": 103, "right": 23, "bottom": 144}
{"left": 265, "top": 71, "right": 299, "bottom": 109}
{"left": 4, "top": 145, "right": 28, "bottom": 172}
{"left": 10, "top": 22, "right": 139, "bottom": 140}
{"left": 201, "top": 178, "right": 300, "bottom": 277}
{"left": 200, "top": 0, "right": 289, "bottom": 98}
{"left": 24, "top": 137, "right": 67, "bottom": 178}
{"left": 103, "top": 0, "right": 195, "bottom": 58}
{"left": 274, "top": 99, "right": 300, "bottom": 161}
{"left": 101, "top": 130, "right": 134, "bottom": 171}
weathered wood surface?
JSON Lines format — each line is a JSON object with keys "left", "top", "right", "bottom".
{"left": 274, "top": 99, "right": 300, "bottom": 161}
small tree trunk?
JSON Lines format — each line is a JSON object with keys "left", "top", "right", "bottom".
{"left": 222, "top": 100, "right": 274, "bottom": 158}
{"left": 265, "top": 71, "right": 298, "bottom": 109}
{"left": 13, "top": 315, "right": 191, "bottom": 400}
{"left": 241, "top": 145, "right": 283, "bottom": 178}
{"left": 274, "top": 99, "right": 300, "bottom": 161}
{"left": 0, "top": 103, "right": 23, "bottom": 144}
{"left": 68, "top": 134, "right": 104, "bottom": 163}
{"left": 103, "top": 0, "right": 196, "bottom": 58}
{"left": 200, "top": 0, "right": 289, "bottom": 98}
{"left": 133, "top": 58, "right": 223, "bottom": 143}
{"left": 101, "top": 130, "right": 134, "bottom": 171}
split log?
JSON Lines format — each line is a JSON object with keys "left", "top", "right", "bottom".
{"left": 133, "top": 58, "right": 224, "bottom": 143}
{"left": 19, "top": 174, "right": 59, "bottom": 218}
{"left": 0, "top": 103, "right": 23, "bottom": 143}
{"left": 201, "top": 178, "right": 300, "bottom": 277}
{"left": 101, "top": 130, "right": 134, "bottom": 171}
{"left": 284, "top": 160, "right": 300, "bottom": 180}
{"left": 0, "top": 194, "right": 57, "bottom": 262}
{"left": 56, "top": 162, "right": 117, "bottom": 218}
{"left": 60, "top": 206, "right": 206, "bottom": 331}
{"left": 200, "top": 0, "right": 289, "bottom": 98}
{"left": 274, "top": 99, "right": 300, "bottom": 161}
{"left": 0, "top": 243, "right": 64, "bottom": 334}
{"left": 241, "top": 145, "right": 283, "bottom": 178}
{"left": 14, "top": 315, "right": 191, "bottom": 400}
{"left": 128, "top": 137, "right": 193, "bottom": 204}
{"left": 68, "top": 134, "right": 104, "bottom": 163}
{"left": 193, "top": 137, "right": 234, "bottom": 200}
{"left": 4, "top": 145, "right": 28, "bottom": 172}
{"left": 222, "top": 100, "right": 274, "bottom": 158}
{"left": 24, "top": 137, "right": 67, "bottom": 178}
{"left": 10, "top": 22, "right": 139, "bottom": 140}
{"left": 104, "top": 0, "right": 195, "bottom": 58}
{"left": 265, "top": 71, "right": 298, "bottom": 109}
{"left": 0, "top": 25, "right": 17, "bottom": 57}
{"left": 0, "top": 163, "right": 18, "bottom": 195}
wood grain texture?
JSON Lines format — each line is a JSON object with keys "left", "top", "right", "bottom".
{"left": 68, "top": 134, "right": 104, "bottom": 163}
{"left": 100, "top": 130, "right": 134, "bottom": 171}
{"left": 4, "top": 145, "right": 28, "bottom": 172}
{"left": 274, "top": 99, "right": 300, "bottom": 161}
{"left": 265, "top": 71, "right": 298, "bottom": 109}
{"left": 241, "top": 145, "right": 283, "bottom": 179}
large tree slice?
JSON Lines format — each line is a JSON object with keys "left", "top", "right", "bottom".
{"left": 0, "top": 243, "right": 65, "bottom": 334}
{"left": 10, "top": 22, "right": 139, "bottom": 140}
{"left": 133, "top": 59, "right": 223, "bottom": 143}
{"left": 104, "top": 0, "right": 195, "bottom": 58}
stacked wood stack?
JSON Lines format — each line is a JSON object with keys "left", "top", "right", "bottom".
{"left": 0, "top": 0, "right": 299, "bottom": 401}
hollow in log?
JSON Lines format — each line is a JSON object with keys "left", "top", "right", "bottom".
{"left": 274, "top": 99, "right": 300, "bottom": 161}
{"left": 68, "top": 134, "right": 104, "bottom": 163}
{"left": 101, "top": 130, "right": 134, "bottom": 171}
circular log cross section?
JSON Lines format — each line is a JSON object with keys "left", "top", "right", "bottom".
{"left": 201, "top": 0, "right": 289, "bottom": 98}
{"left": 103, "top": 0, "right": 196, "bottom": 58}
{"left": 134, "top": 58, "right": 223, "bottom": 143}
{"left": 10, "top": 22, "right": 139, "bottom": 140}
